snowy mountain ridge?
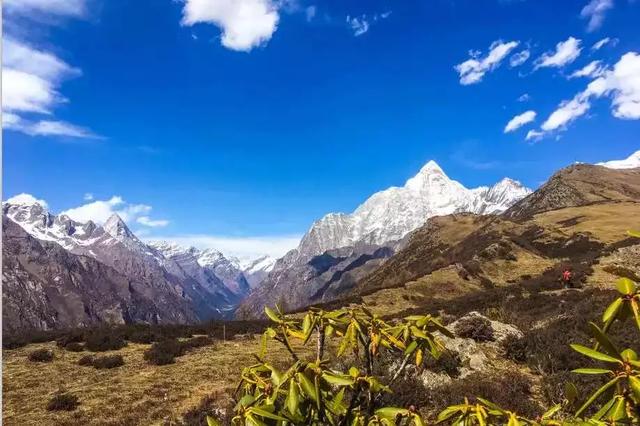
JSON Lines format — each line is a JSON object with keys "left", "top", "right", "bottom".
{"left": 597, "top": 149, "right": 640, "bottom": 170}
{"left": 294, "top": 160, "right": 532, "bottom": 259}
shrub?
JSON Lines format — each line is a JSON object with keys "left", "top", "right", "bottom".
{"left": 182, "top": 336, "right": 213, "bottom": 351}
{"left": 501, "top": 334, "right": 527, "bottom": 363}
{"left": 127, "top": 329, "right": 155, "bottom": 344}
{"left": 28, "top": 348, "right": 54, "bottom": 362}
{"left": 3, "top": 335, "right": 27, "bottom": 350}
{"left": 454, "top": 315, "right": 495, "bottom": 342}
{"left": 55, "top": 330, "right": 84, "bottom": 348}
{"left": 419, "top": 370, "right": 541, "bottom": 421}
{"left": 47, "top": 392, "right": 79, "bottom": 411}
{"left": 92, "top": 354, "right": 124, "bottom": 369}
{"left": 84, "top": 328, "right": 127, "bottom": 352}
{"left": 78, "top": 355, "right": 95, "bottom": 366}
{"left": 143, "top": 338, "right": 184, "bottom": 365}
{"left": 64, "top": 342, "right": 84, "bottom": 352}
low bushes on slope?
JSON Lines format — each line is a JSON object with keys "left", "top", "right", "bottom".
{"left": 28, "top": 348, "right": 54, "bottom": 362}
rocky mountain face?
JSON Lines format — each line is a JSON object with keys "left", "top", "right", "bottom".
{"left": 1, "top": 200, "right": 256, "bottom": 332}
{"left": 238, "top": 161, "right": 532, "bottom": 318}
{"left": 2, "top": 217, "right": 198, "bottom": 334}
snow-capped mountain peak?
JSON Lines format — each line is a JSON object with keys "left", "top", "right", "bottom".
{"left": 597, "top": 150, "right": 640, "bottom": 169}
{"left": 294, "top": 160, "right": 532, "bottom": 259}
{"left": 104, "top": 213, "right": 137, "bottom": 241}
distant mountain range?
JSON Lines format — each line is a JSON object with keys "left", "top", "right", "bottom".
{"left": 3, "top": 150, "right": 638, "bottom": 331}
{"left": 1, "top": 200, "right": 273, "bottom": 332}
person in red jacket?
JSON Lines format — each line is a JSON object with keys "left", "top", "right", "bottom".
{"left": 562, "top": 268, "right": 573, "bottom": 289}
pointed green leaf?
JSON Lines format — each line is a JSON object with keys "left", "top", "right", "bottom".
{"left": 575, "top": 376, "right": 620, "bottom": 417}
{"left": 206, "top": 416, "right": 222, "bottom": 426}
{"left": 616, "top": 277, "right": 636, "bottom": 295}
{"left": 570, "top": 344, "right": 622, "bottom": 363}
{"left": 264, "top": 307, "right": 282, "bottom": 323}
{"left": 602, "top": 298, "right": 623, "bottom": 324}
{"left": 588, "top": 322, "right": 619, "bottom": 357}
{"left": 571, "top": 368, "right": 612, "bottom": 374}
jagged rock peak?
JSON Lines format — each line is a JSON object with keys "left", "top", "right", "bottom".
{"left": 104, "top": 213, "right": 136, "bottom": 240}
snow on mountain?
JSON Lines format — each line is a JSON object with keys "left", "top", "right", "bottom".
{"left": 597, "top": 150, "right": 640, "bottom": 169}
{"left": 295, "top": 161, "right": 532, "bottom": 259}
{"left": 237, "top": 255, "right": 277, "bottom": 288}
{"left": 148, "top": 243, "right": 251, "bottom": 296}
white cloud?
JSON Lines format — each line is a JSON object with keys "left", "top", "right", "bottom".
{"left": 504, "top": 110, "right": 536, "bottom": 132}
{"left": 580, "top": 0, "right": 614, "bottom": 32}
{"left": 455, "top": 40, "right": 519, "bottom": 85}
{"left": 83, "top": 193, "right": 94, "bottom": 201}
{"left": 25, "top": 120, "right": 102, "bottom": 138}
{"left": 509, "top": 49, "right": 530, "bottom": 67}
{"left": 5, "top": 193, "right": 48, "bottom": 208}
{"left": 517, "top": 93, "right": 531, "bottom": 102}
{"left": 2, "top": 37, "right": 99, "bottom": 139}
{"left": 181, "top": 0, "right": 280, "bottom": 52}
{"left": 529, "top": 51, "right": 640, "bottom": 139}
{"left": 535, "top": 37, "right": 582, "bottom": 69}
{"left": 146, "top": 234, "right": 302, "bottom": 259}
{"left": 137, "top": 217, "right": 170, "bottom": 228}
{"left": 346, "top": 15, "right": 370, "bottom": 36}
{"left": 525, "top": 130, "right": 544, "bottom": 141}
{"left": 541, "top": 95, "right": 591, "bottom": 131}
{"left": 568, "top": 60, "right": 606, "bottom": 79}
{"left": 61, "top": 196, "right": 168, "bottom": 228}
{"left": 346, "top": 12, "right": 391, "bottom": 37}
{"left": 3, "top": 0, "right": 87, "bottom": 18}
{"left": 593, "top": 51, "right": 640, "bottom": 119}
{"left": 3, "top": 116, "right": 102, "bottom": 139}
{"left": 592, "top": 37, "right": 616, "bottom": 50}
{"left": 305, "top": 5, "right": 316, "bottom": 22}
{"left": 3, "top": 37, "right": 80, "bottom": 82}
{"left": 2, "top": 68, "right": 62, "bottom": 114}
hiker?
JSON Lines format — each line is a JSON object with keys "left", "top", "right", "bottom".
{"left": 562, "top": 268, "right": 573, "bottom": 289}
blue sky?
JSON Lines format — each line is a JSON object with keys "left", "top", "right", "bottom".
{"left": 3, "top": 0, "right": 640, "bottom": 258}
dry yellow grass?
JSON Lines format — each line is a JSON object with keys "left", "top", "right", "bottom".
{"left": 2, "top": 336, "right": 313, "bottom": 426}
{"left": 532, "top": 202, "right": 640, "bottom": 244}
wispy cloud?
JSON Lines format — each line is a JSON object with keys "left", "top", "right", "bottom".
{"left": 455, "top": 40, "right": 520, "bottom": 85}
{"left": 592, "top": 37, "right": 617, "bottom": 50}
{"left": 2, "top": 13, "right": 100, "bottom": 139}
{"left": 3, "top": 0, "right": 87, "bottom": 18}
{"left": 580, "top": 0, "right": 614, "bottom": 32}
{"left": 346, "top": 11, "right": 391, "bottom": 37}
{"left": 568, "top": 60, "right": 606, "bottom": 79}
{"left": 534, "top": 37, "right": 582, "bottom": 70}
{"left": 509, "top": 49, "right": 530, "bottom": 67}
{"left": 528, "top": 51, "right": 640, "bottom": 139}
{"left": 504, "top": 110, "right": 536, "bottom": 133}
{"left": 517, "top": 93, "right": 531, "bottom": 102}
{"left": 181, "top": 0, "right": 280, "bottom": 52}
